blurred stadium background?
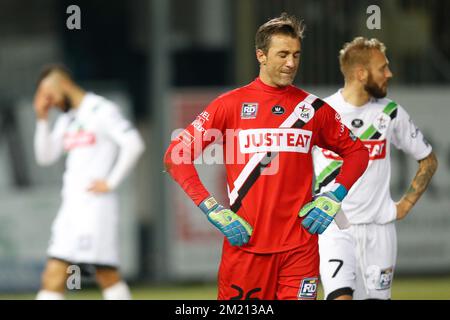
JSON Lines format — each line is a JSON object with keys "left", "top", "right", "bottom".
{"left": 0, "top": 0, "right": 449, "bottom": 299}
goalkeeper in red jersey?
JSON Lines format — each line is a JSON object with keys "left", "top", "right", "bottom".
{"left": 164, "top": 13, "right": 369, "bottom": 300}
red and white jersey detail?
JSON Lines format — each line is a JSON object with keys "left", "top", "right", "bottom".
{"left": 165, "top": 78, "right": 369, "bottom": 253}
{"left": 313, "top": 90, "right": 432, "bottom": 224}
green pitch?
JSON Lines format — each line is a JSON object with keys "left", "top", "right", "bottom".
{"left": 1, "top": 277, "right": 449, "bottom": 300}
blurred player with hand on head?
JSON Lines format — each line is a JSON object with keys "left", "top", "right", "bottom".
{"left": 33, "top": 65, "right": 145, "bottom": 300}
{"left": 164, "top": 13, "right": 369, "bottom": 300}
{"left": 313, "top": 37, "right": 438, "bottom": 300}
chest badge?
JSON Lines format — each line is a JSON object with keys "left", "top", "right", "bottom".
{"left": 374, "top": 113, "right": 391, "bottom": 133}
{"left": 295, "top": 101, "right": 315, "bottom": 123}
{"left": 271, "top": 105, "right": 285, "bottom": 115}
{"left": 351, "top": 118, "right": 364, "bottom": 128}
{"left": 241, "top": 103, "right": 258, "bottom": 119}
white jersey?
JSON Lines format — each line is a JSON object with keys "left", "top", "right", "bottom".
{"left": 313, "top": 90, "right": 432, "bottom": 224}
{"left": 34, "top": 92, "right": 145, "bottom": 265}
{"left": 35, "top": 92, "right": 145, "bottom": 199}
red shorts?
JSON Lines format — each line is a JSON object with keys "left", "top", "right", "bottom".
{"left": 217, "top": 238, "right": 319, "bottom": 300}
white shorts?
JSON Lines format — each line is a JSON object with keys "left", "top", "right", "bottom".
{"left": 319, "top": 222, "right": 397, "bottom": 300}
{"left": 47, "top": 192, "right": 120, "bottom": 267}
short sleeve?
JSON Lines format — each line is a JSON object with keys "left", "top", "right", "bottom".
{"left": 391, "top": 105, "right": 432, "bottom": 161}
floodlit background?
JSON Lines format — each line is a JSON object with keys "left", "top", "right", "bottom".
{"left": 0, "top": 0, "right": 449, "bottom": 299}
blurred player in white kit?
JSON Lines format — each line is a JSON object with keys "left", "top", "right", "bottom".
{"left": 33, "top": 64, "right": 145, "bottom": 300}
{"left": 313, "top": 37, "right": 438, "bottom": 300}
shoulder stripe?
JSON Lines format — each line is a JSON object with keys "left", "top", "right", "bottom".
{"left": 389, "top": 108, "right": 397, "bottom": 119}
{"left": 358, "top": 101, "right": 398, "bottom": 140}
{"left": 311, "top": 98, "right": 325, "bottom": 110}
{"left": 371, "top": 131, "right": 382, "bottom": 139}
{"left": 384, "top": 101, "right": 398, "bottom": 117}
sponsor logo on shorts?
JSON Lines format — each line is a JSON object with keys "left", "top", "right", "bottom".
{"left": 298, "top": 277, "right": 318, "bottom": 299}
{"left": 379, "top": 267, "right": 394, "bottom": 290}
{"left": 241, "top": 103, "right": 258, "bottom": 119}
{"left": 366, "top": 265, "right": 394, "bottom": 290}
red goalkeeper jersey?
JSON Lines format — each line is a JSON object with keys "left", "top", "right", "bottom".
{"left": 164, "top": 78, "right": 368, "bottom": 253}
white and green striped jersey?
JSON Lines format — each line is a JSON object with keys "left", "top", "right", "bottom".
{"left": 312, "top": 90, "right": 432, "bottom": 224}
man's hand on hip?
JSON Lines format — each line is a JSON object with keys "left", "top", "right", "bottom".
{"left": 199, "top": 196, "right": 253, "bottom": 246}
{"left": 87, "top": 180, "right": 111, "bottom": 194}
{"left": 299, "top": 183, "right": 348, "bottom": 235}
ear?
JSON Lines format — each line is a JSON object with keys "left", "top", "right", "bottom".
{"left": 355, "top": 65, "right": 369, "bottom": 83}
{"left": 256, "top": 49, "right": 267, "bottom": 65}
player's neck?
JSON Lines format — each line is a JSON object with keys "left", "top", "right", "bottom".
{"left": 341, "top": 84, "right": 370, "bottom": 107}
{"left": 259, "top": 73, "right": 278, "bottom": 87}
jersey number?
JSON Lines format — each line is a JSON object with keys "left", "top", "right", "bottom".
{"left": 230, "top": 284, "right": 261, "bottom": 300}
{"left": 329, "top": 259, "right": 344, "bottom": 278}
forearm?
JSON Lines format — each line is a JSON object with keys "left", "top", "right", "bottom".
{"left": 163, "top": 141, "right": 210, "bottom": 206}
{"left": 106, "top": 132, "right": 145, "bottom": 190}
{"left": 402, "top": 151, "right": 438, "bottom": 206}
{"left": 335, "top": 146, "right": 369, "bottom": 192}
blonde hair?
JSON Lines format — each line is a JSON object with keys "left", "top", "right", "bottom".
{"left": 339, "top": 37, "right": 386, "bottom": 78}
{"left": 255, "top": 12, "right": 305, "bottom": 53}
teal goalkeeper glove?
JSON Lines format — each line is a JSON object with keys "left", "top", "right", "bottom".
{"left": 299, "top": 183, "right": 348, "bottom": 235}
{"left": 199, "top": 196, "right": 253, "bottom": 246}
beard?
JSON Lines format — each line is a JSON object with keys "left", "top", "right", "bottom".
{"left": 364, "top": 73, "right": 387, "bottom": 99}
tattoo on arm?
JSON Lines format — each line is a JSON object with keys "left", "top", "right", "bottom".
{"left": 404, "top": 152, "right": 438, "bottom": 205}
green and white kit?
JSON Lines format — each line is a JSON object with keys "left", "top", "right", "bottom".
{"left": 313, "top": 90, "right": 432, "bottom": 299}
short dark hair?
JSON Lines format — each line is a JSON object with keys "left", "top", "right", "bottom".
{"left": 36, "top": 63, "right": 73, "bottom": 86}
{"left": 255, "top": 13, "right": 305, "bottom": 53}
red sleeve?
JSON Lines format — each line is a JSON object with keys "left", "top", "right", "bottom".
{"left": 315, "top": 103, "right": 369, "bottom": 191}
{"left": 163, "top": 97, "right": 226, "bottom": 205}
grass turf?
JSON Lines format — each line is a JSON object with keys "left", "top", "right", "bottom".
{"left": 1, "top": 276, "right": 449, "bottom": 300}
